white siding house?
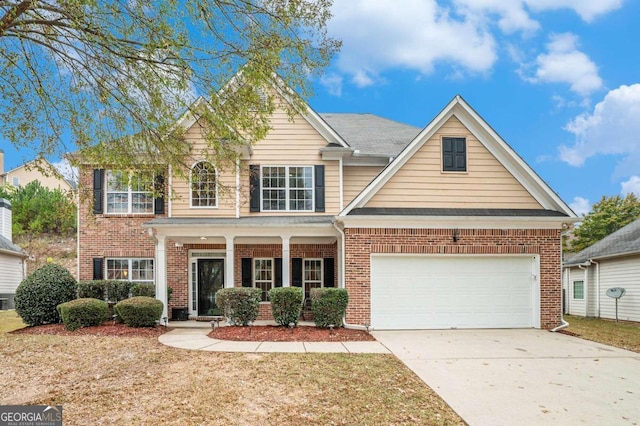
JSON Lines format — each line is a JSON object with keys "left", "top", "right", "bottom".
{"left": 0, "top": 198, "right": 28, "bottom": 309}
{"left": 563, "top": 218, "right": 640, "bottom": 323}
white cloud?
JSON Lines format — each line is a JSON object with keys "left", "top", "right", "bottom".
{"left": 320, "top": 73, "right": 343, "bottom": 96}
{"left": 569, "top": 196, "right": 591, "bottom": 216}
{"left": 559, "top": 84, "right": 640, "bottom": 177}
{"left": 454, "top": 0, "right": 540, "bottom": 34}
{"left": 328, "top": 0, "right": 497, "bottom": 85}
{"left": 621, "top": 176, "right": 640, "bottom": 196}
{"left": 526, "top": 33, "right": 602, "bottom": 96}
{"left": 525, "top": 0, "right": 623, "bottom": 22}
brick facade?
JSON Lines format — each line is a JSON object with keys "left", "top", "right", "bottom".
{"left": 344, "top": 227, "right": 562, "bottom": 330}
{"left": 77, "top": 168, "right": 164, "bottom": 281}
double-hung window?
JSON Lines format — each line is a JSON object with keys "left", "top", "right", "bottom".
{"left": 254, "top": 258, "right": 273, "bottom": 302}
{"left": 573, "top": 280, "right": 584, "bottom": 300}
{"left": 106, "top": 170, "right": 154, "bottom": 214}
{"left": 303, "top": 259, "right": 323, "bottom": 300}
{"left": 262, "top": 166, "right": 313, "bottom": 211}
{"left": 106, "top": 258, "right": 154, "bottom": 284}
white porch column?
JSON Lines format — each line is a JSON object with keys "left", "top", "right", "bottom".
{"left": 155, "top": 235, "right": 168, "bottom": 320}
{"left": 225, "top": 235, "right": 235, "bottom": 288}
{"left": 282, "top": 235, "right": 290, "bottom": 287}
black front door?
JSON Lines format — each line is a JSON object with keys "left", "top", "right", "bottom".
{"left": 197, "top": 259, "right": 224, "bottom": 316}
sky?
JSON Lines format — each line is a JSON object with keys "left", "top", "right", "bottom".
{"left": 2, "top": 0, "right": 639, "bottom": 216}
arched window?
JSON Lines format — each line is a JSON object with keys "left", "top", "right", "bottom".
{"left": 191, "top": 161, "right": 217, "bottom": 207}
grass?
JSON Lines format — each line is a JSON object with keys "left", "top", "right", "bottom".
{"left": 0, "top": 332, "right": 464, "bottom": 425}
{"left": 564, "top": 314, "right": 640, "bottom": 353}
{"left": 0, "top": 310, "right": 26, "bottom": 333}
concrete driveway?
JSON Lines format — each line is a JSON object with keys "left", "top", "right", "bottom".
{"left": 372, "top": 329, "right": 640, "bottom": 425}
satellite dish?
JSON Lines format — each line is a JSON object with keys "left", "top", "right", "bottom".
{"left": 606, "top": 287, "right": 626, "bottom": 299}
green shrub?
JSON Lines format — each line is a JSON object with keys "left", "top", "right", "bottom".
{"left": 131, "top": 283, "right": 155, "bottom": 297}
{"left": 77, "top": 280, "right": 106, "bottom": 300}
{"left": 215, "top": 288, "right": 261, "bottom": 326}
{"left": 310, "top": 288, "right": 349, "bottom": 328}
{"left": 57, "top": 298, "right": 109, "bottom": 331}
{"left": 14, "top": 264, "right": 77, "bottom": 326}
{"left": 268, "top": 287, "right": 303, "bottom": 326}
{"left": 105, "top": 280, "right": 131, "bottom": 302}
{"left": 114, "top": 296, "right": 163, "bottom": 327}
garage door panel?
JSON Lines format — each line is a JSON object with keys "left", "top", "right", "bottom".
{"left": 371, "top": 255, "right": 537, "bottom": 329}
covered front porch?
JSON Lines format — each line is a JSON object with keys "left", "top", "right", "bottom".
{"left": 142, "top": 216, "right": 342, "bottom": 320}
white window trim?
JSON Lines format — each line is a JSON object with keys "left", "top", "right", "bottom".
{"left": 253, "top": 258, "right": 274, "bottom": 302}
{"left": 303, "top": 258, "right": 323, "bottom": 288}
{"left": 105, "top": 170, "right": 154, "bottom": 214}
{"left": 105, "top": 258, "right": 155, "bottom": 284}
{"left": 189, "top": 160, "right": 219, "bottom": 209}
{"left": 572, "top": 280, "right": 585, "bottom": 300}
{"left": 260, "top": 165, "right": 314, "bottom": 212}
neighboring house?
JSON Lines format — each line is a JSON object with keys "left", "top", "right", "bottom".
{"left": 0, "top": 151, "right": 75, "bottom": 192}
{"left": 0, "top": 198, "right": 28, "bottom": 309}
{"left": 563, "top": 219, "right": 640, "bottom": 323}
{"left": 77, "top": 80, "right": 577, "bottom": 330}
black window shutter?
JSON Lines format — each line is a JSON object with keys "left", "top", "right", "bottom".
{"left": 93, "top": 169, "right": 104, "bottom": 214}
{"left": 93, "top": 258, "right": 104, "bottom": 280}
{"left": 241, "top": 258, "right": 252, "bottom": 287}
{"left": 274, "top": 258, "right": 282, "bottom": 287}
{"left": 154, "top": 173, "right": 165, "bottom": 215}
{"left": 249, "top": 164, "right": 260, "bottom": 212}
{"left": 314, "top": 165, "right": 325, "bottom": 212}
{"left": 323, "top": 258, "right": 335, "bottom": 287}
{"left": 291, "top": 258, "right": 302, "bottom": 287}
{"left": 442, "top": 137, "right": 466, "bottom": 172}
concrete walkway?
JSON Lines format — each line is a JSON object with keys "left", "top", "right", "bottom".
{"left": 159, "top": 322, "right": 390, "bottom": 354}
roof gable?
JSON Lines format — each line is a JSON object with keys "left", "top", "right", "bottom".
{"left": 341, "top": 95, "right": 577, "bottom": 217}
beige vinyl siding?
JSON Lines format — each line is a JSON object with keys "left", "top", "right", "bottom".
{"left": 0, "top": 254, "right": 25, "bottom": 294}
{"left": 171, "top": 124, "right": 237, "bottom": 217}
{"left": 365, "top": 116, "right": 542, "bottom": 209}
{"left": 239, "top": 107, "right": 340, "bottom": 216}
{"left": 343, "top": 166, "right": 384, "bottom": 207}
{"left": 598, "top": 256, "right": 640, "bottom": 322}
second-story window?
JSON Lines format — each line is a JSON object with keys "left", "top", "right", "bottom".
{"left": 262, "top": 166, "right": 313, "bottom": 211}
{"left": 105, "top": 170, "right": 154, "bottom": 214}
{"left": 191, "top": 161, "right": 218, "bottom": 207}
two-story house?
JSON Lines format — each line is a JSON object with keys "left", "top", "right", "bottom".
{"left": 77, "top": 83, "right": 577, "bottom": 330}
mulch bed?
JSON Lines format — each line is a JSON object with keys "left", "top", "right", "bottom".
{"left": 11, "top": 322, "right": 167, "bottom": 337}
{"left": 209, "top": 325, "right": 376, "bottom": 342}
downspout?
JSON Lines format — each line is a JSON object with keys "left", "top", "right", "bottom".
{"left": 589, "top": 259, "right": 600, "bottom": 317}
{"left": 552, "top": 228, "right": 571, "bottom": 332}
{"left": 578, "top": 261, "right": 590, "bottom": 316}
{"left": 333, "top": 220, "right": 366, "bottom": 331}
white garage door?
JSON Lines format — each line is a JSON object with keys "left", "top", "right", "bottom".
{"left": 370, "top": 255, "right": 538, "bottom": 329}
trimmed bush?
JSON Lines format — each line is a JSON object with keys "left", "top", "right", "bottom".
{"left": 132, "top": 283, "right": 155, "bottom": 297}
{"left": 310, "top": 288, "right": 349, "bottom": 328}
{"left": 114, "top": 296, "right": 163, "bottom": 327}
{"left": 215, "top": 288, "right": 261, "bottom": 326}
{"left": 14, "top": 264, "right": 77, "bottom": 326}
{"left": 77, "top": 280, "right": 106, "bottom": 300}
{"left": 57, "top": 298, "right": 109, "bottom": 331}
{"left": 105, "top": 280, "right": 131, "bottom": 303}
{"left": 268, "top": 287, "right": 303, "bottom": 326}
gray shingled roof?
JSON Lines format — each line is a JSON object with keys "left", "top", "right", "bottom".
{"left": 0, "top": 234, "right": 26, "bottom": 257}
{"left": 320, "top": 113, "right": 421, "bottom": 157}
{"left": 564, "top": 218, "right": 640, "bottom": 266}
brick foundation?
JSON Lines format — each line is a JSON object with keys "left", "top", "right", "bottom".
{"left": 344, "top": 227, "right": 562, "bottom": 330}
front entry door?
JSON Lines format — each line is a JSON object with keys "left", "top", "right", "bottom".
{"left": 197, "top": 259, "right": 224, "bottom": 316}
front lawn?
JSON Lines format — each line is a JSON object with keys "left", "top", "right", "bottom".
{"left": 0, "top": 310, "right": 25, "bottom": 333}
{"left": 0, "top": 332, "right": 464, "bottom": 425}
{"left": 564, "top": 314, "right": 640, "bottom": 353}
